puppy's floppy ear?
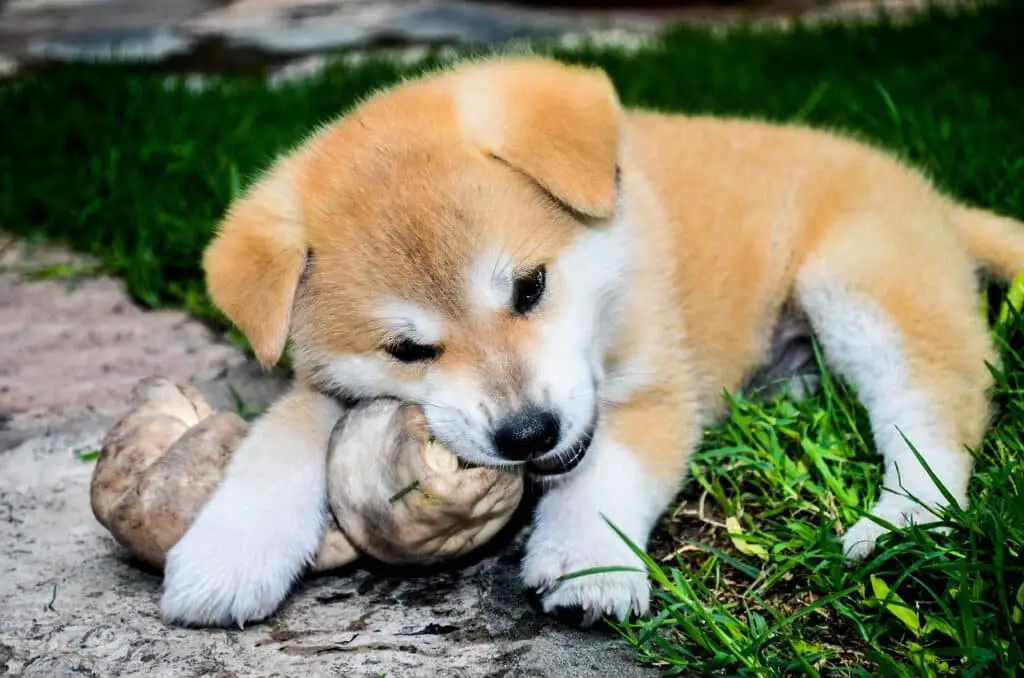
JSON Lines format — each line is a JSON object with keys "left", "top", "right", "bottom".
{"left": 454, "top": 58, "right": 622, "bottom": 219}
{"left": 202, "top": 162, "right": 307, "bottom": 366}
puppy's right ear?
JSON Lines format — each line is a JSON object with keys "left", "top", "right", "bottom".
{"left": 202, "top": 163, "right": 308, "bottom": 366}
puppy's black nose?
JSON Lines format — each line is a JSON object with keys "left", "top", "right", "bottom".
{"left": 493, "top": 408, "right": 561, "bottom": 461}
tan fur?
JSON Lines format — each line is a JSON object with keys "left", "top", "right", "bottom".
{"left": 198, "top": 56, "right": 1024, "bottom": 621}
{"left": 202, "top": 160, "right": 307, "bottom": 365}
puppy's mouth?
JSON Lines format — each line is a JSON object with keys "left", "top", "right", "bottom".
{"left": 526, "top": 423, "right": 596, "bottom": 478}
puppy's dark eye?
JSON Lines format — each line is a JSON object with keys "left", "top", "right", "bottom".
{"left": 512, "top": 266, "right": 546, "bottom": 315}
{"left": 385, "top": 338, "right": 441, "bottom": 363}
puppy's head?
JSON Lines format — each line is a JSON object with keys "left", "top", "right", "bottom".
{"left": 203, "top": 58, "right": 633, "bottom": 476}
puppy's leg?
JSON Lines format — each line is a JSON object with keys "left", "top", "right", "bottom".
{"left": 161, "top": 385, "right": 342, "bottom": 627}
{"left": 522, "top": 393, "right": 694, "bottom": 626}
{"left": 797, "top": 221, "right": 995, "bottom": 560}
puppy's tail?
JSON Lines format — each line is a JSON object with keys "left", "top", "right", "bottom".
{"left": 953, "top": 206, "right": 1024, "bottom": 281}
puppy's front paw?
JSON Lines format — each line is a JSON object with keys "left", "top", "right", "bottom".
{"left": 521, "top": 526, "right": 650, "bottom": 627}
{"left": 842, "top": 492, "right": 957, "bottom": 561}
{"left": 160, "top": 489, "right": 324, "bottom": 627}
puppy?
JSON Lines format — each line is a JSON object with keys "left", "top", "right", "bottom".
{"left": 160, "top": 56, "right": 1024, "bottom": 628}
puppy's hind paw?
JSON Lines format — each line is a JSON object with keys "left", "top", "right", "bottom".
{"left": 841, "top": 494, "right": 954, "bottom": 561}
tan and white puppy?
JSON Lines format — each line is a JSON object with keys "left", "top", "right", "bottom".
{"left": 160, "top": 57, "right": 1024, "bottom": 628}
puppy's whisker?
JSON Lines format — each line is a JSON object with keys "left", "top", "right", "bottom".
{"left": 491, "top": 244, "right": 511, "bottom": 282}
{"left": 499, "top": 217, "right": 561, "bottom": 276}
{"left": 514, "top": 232, "right": 560, "bottom": 270}
{"left": 416, "top": 401, "right": 469, "bottom": 419}
{"left": 505, "top": 223, "right": 561, "bottom": 271}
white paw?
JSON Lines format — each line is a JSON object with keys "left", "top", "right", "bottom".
{"left": 842, "top": 493, "right": 955, "bottom": 560}
{"left": 160, "top": 480, "right": 326, "bottom": 627}
{"left": 158, "top": 387, "right": 339, "bottom": 627}
{"left": 521, "top": 524, "right": 650, "bottom": 627}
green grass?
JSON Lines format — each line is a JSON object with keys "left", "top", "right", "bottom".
{"left": 2, "top": 1, "right": 1023, "bottom": 675}
{"left": 613, "top": 305, "right": 1024, "bottom": 675}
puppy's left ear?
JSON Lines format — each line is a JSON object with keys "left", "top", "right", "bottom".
{"left": 454, "top": 58, "right": 621, "bottom": 219}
